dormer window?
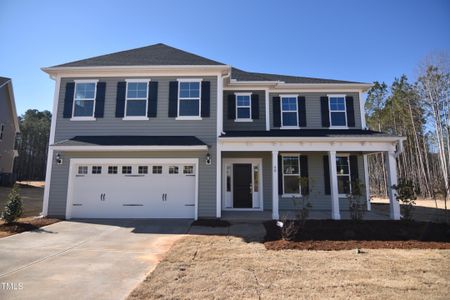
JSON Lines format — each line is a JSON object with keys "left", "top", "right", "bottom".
{"left": 125, "top": 80, "right": 149, "bottom": 119}
{"left": 235, "top": 93, "right": 252, "bottom": 121}
{"left": 329, "top": 95, "right": 347, "bottom": 127}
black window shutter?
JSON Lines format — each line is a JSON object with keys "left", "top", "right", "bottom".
{"left": 115, "top": 82, "right": 126, "bottom": 118}
{"left": 300, "top": 155, "right": 309, "bottom": 195}
{"left": 273, "top": 96, "right": 281, "bottom": 127}
{"left": 323, "top": 155, "right": 331, "bottom": 195}
{"left": 298, "top": 96, "right": 306, "bottom": 127}
{"left": 251, "top": 94, "right": 259, "bottom": 120}
{"left": 168, "top": 81, "right": 178, "bottom": 117}
{"left": 63, "top": 82, "right": 75, "bottom": 118}
{"left": 201, "top": 81, "right": 210, "bottom": 117}
{"left": 320, "top": 97, "right": 330, "bottom": 127}
{"left": 94, "top": 82, "right": 106, "bottom": 118}
{"left": 350, "top": 155, "right": 359, "bottom": 183}
{"left": 346, "top": 96, "right": 355, "bottom": 127}
{"left": 278, "top": 154, "right": 283, "bottom": 195}
{"left": 148, "top": 81, "right": 158, "bottom": 117}
{"left": 227, "top": 94, "right": 236, "bottom": 119}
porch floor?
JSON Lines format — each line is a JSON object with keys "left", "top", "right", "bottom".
{"left": 221, "top": 209, "right": 390, "bottom": 222}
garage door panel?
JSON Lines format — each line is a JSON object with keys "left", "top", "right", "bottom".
{"left": 69, "top": 162, "right": 196, "bottom": 219}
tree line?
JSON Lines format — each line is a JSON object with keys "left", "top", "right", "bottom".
{"left": 365, "top": 54, "right": 449, "bottom": 212}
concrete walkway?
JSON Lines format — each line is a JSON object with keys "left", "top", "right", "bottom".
{"left": 0, "top": 219, "right": 191, "bottom": 300}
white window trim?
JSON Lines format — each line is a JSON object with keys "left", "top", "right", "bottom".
{"left": 124, "top": 80, "right": 150, "bottom": 119}
{"left": 234, "top": 92, "right": 253, "bottom": 122}
{"left": 177, "top": 79, "right": 202, "bottom": 119}
{"left": 280, "top": 95, "right": 300, "bottom": 129}
{"left": 281, "top": 153, "right": 302, "bottom": 197}
{"left": 328, "top": 94, "right": 348, "bottom": 129}
{"left": 71, "top": 81, "right": 98, "bottom": 120}
{"left": 336, "top": 154, "right": 352, "bottom": 197}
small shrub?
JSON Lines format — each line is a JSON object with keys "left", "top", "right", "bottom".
{"left": 348, "top": 179, "right": 366, "bottom": 221}
{"left": 279, "top": 177, "right": 312, "bottom": 241}
{"left": 2, "top": 184, "right": 23, "bottom": 223}
{"left": 392, "top": 179, "right": 416, "bottom": 221}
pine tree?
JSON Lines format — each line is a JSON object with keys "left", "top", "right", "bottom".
{"left": 2, "top": 184, "right": 23, "bottom": 223}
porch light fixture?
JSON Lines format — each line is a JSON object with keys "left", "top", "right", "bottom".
{"left": 205, "top": 153, "right": 211, "bottom": 165}
{"left": 55, "top": 153, "right": 63, "bottom": 165}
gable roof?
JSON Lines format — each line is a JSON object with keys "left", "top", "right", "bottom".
{"left": 0, "top": 76, "right": 20, "bottom": 133}
{"left": 0, "top": 76, "right": 11, "bottom": 88}
{"left": 52, "top": 43, "right": 226, "bottom": 68}
{"left": 230, "top": 68, "right": 363, "bottom": 84}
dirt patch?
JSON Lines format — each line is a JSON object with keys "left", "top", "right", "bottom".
{"left": 191, "top": 219, "right": 230, "bottom": 227}
{"left": 128, "top": 235, "right": 450, "bottom": 300}
{"left": 264, "top": 220, "right": 450, "bottom": 250}
{"left": 0, "top": 217, "right": 60, "bottom": 238}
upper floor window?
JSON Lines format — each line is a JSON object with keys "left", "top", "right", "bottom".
{"left": 336, "top": 156, "right": 351, "bottom": 195}
{"left": 0, "top": 123, "right": 4, "bottom": 140}
{"left": 282, "top": 155, "right": 301, "bottom": 195}
{"left": 125, "top": 81, "right": 148, "bottom": 118}
{"left": 178, "top": 80, "right": 201, "bottom": 117}
{"left": 281, "top": 96, "right": 298, "bottom": 128}
{"left": 235, "top": 93, "right": 252, "bottom": 121}
{"left": 73, "top": 81, "right": 97, "bottom": 118}
{"left": 329, "top": 96, "right": 347, "bottom": 127}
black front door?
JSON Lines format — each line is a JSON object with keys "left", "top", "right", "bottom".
{"left": 233, "top": 164, "right": 252, "bottom": 208}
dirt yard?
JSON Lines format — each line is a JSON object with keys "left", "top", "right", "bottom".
{"left": 128, "top": 234, "right": 450, "bottom": 300}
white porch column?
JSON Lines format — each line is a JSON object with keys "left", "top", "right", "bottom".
{"left": 216, "top": 145, "right": 222, "bottom": 218}
{"left": 363, "top": 154, "right": 371, "bottom": 211}
{"left": 385, "top": 151, "right": 401, "bottom": 220}
{"left": 272, "top": 150, "right": 279, "bottom": 220}
{"left": 329, "top": 151, "right": 340, "bottom": 220}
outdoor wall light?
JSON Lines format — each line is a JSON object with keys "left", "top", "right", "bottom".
{"left": 205, "top": 153, "right": 211, "bottom": 165}
{"left": 55, "top": 153, "right": 63, "bottom": 165}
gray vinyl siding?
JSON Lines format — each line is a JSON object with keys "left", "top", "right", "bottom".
{"left": 269, "top": 92, "right": 362, "bottom": 129}
{"left": 47, "top": 150, "right": 216, "bottom": 218}
{"left": 0, "top": 84, "right": 16, "bottom": 174}
{"left": 222, "top": 152, "right": 272, "bottom": 211}
{"left": 223, "top": 90, "right": 266, "bottom": 131}
{"left": 49, "top": 76, "right": 218, "bottom": 218}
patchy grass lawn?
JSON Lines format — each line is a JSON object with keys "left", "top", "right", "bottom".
{"left": 0, "top": 217, "right": 60, "bottom": 238}
{"left": 128, "top": 234, "right": 450, "bottom": 299}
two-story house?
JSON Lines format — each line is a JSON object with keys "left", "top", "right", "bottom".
{"left": 0, "top": 77, "right": 20, "bottom": 186}
{"left": 42, "top": 43, "right": 404, "bottom": 221}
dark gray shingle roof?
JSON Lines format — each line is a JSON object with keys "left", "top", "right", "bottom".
{"left": 221, "top": 129, "right": 392, "bottom": 138}
{"left": 0, "top": 77, "right": 11, "bottom": 87}
{"left": 53, "top": 136, "right": 207, "bottom": 146}
{"left": 52, "top": 43, "right": 225, "bottom": 68}
{"left": 231, "top": 68, "right": 363, "bottom": 84}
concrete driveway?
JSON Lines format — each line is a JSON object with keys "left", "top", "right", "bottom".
{"left": 0, "top": 219, "right": 191, "bottom": 300}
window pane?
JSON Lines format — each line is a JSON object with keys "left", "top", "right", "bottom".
{"left": 330, "top": 97, "right": 345, "bottom": 110}
{"left": 138, "top": 166, "right": 148, "bottom": 174}
{"left": 283, "top": 156, "right": 299, "bottom": 174}
{"left": 73, "top": 100, "right": 94, "bottom": 117}
{"left": 336, "top": 157, "right": 349, "bottom": 174}
{"left": 127, "top": 82, "right": 147, "bottom": 98}
{"left": 108, "top": 166, "right": 118, "bottom": 174}
{"left": 92, "top": 166, "right": 102, "bottom": 174}
{"left": 237, "top": 107, "right": 250, "bottom": 119}
{"left": 122, "top": 166, "right": 132, "bottom": 174}
{"left": 331, "top": 112, "right": 346, "bottom": 126}
{"left": 152, "top": 166, "right": 162, "bottom": 174}
{"left": 179, "top": 99, "right": 199, "bottom": 116}
{"left": 180, "top": 82, "right": 200, "bottom": 98}
{"left": 126, "top": 99, "right": 146, "bottom": 116}
{"left": 253, "top": 166, "right": 259, "bottom": 192}
{"left": 282, "top": 112, "right": 297, "bottom": 126}
{"left": 169, "top": 166, "right": 179, "bottom": 174}
{"left": 282, "top": 97, "right": 297, "bottom": 111}
{"left": 237, "top": 95, "right": 250, "bottom": 106}
{"left": 75, "top": 83, "right": 95, "bottom": 99}
{"left": 78, "top": 166, "right": 88, "bottom": 174}
{"left": 284, "top": 176, "right": 300, "bottom": 194}
{"left": 338, "top": 176, "right": 351, "bottom": 194}
{"left": 183, "top": 166, "right": 194, "bottom": 174}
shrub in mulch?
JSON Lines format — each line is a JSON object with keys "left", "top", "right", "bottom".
{"left": 191, "top": 219, "right": 230, "bottom": 227}
{"left": 0, "top": 217, "right": 60, "bottom": 238}
{"left": 264, "top": 220, "right": 450, "bottom": 250}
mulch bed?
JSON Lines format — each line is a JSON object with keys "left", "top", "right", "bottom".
{"left": 0, "top": 217, "right": 60, "bottom": 238}
{"left": 191, "top": 219, "right": 230, "bottom": 227}
{"left": 264, "top": 220, "right": 450, "bottom": 250}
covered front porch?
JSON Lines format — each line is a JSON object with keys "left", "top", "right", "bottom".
{"left": 217, "top": 132, "right": 405, "bottom": 220}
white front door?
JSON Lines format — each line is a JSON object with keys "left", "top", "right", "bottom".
{"left": 222, "top": 158, "right": 263, "bottom": 211}
{"left": 66, "top": 159, "right": 198, "bottom": 219}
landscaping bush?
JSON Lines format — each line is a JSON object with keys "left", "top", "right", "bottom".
{"left": 348, "top": 179, "right": 366, "bottom": 221}
{"left": 392, "top": 178, "right": 417, "bottom": 221}
{"left": 2, "top": 184, "right": 23, "bottom": 223}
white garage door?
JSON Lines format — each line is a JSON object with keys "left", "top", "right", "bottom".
{"left": 67, "top": 159, "right": 197, "bottom": 219}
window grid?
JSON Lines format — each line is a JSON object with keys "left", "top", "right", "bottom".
{"left": 281, "top": 96, "right": 298, "bottom": 127}
{"left": 336, "top": 156, "right": 352, "bottom": 195}
{"left": 235, "top": 94, "right": 252, "bottom": 120}
{"left": 282, "top": 155, "right": 301, "bottom": 195}
{"left": 183, "top": 166, "right": 194, "bottom": 174}
{"left": 73, "top": 82, "right": 96, "bottom": 117}
{"left": 329, "top": 96, "right": 347, "bottom": 127}
{"left": 178, "top": 81, "right": 201, "bottom": 117}
{"left": 138, "top": 166, "right": 148, "bottom": 174}
{"left": 78, "top": 166, "right": 88, "bottom": 174}
{"left": 169, "top": 166, "right": 179, "bottom": 174}
{"left": 152, "top": 166, "right": 162, "bottom": 174}
{"left": 125, "top": 81, "right": 148, "bottom": 117}
{"left": 92, "top": 166, "right": 102, "bottom": 174}
{"left": 122, "top": 166, "right": 132, "bottom": 174}
{"left": 108, "top": 166, "right": 118, "bottom": 174}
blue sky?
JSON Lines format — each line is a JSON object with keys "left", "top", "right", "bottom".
{"left": 1, "top": 0, "right": 449, "bottom": 115}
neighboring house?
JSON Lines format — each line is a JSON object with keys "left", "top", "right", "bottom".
{"left": 0, "top": 77, "right": 20, "bottom": 186}
{"left": 41, "top": 43, "right": 404, "bottom": 220}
